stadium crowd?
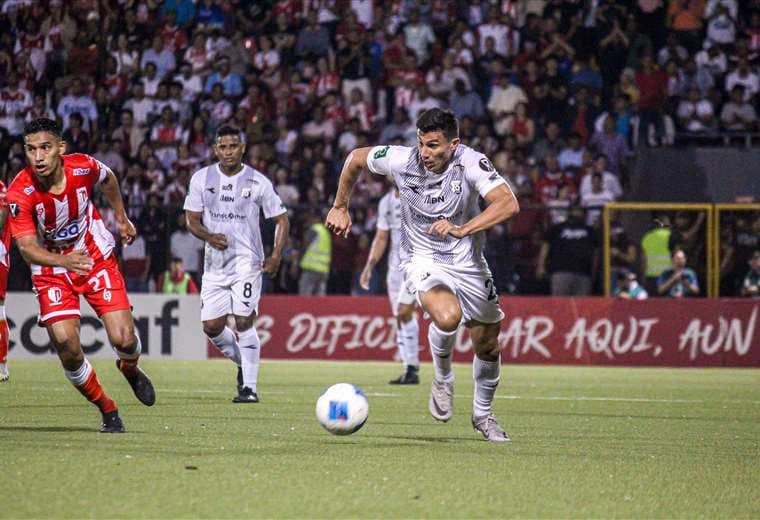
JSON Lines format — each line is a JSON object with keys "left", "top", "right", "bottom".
{"left": 0, "top": 0, "right": 758, "bottom": 297}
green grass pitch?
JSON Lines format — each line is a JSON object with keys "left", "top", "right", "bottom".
{"left": 1, "top": 360, "right": 758, "bottom": 518}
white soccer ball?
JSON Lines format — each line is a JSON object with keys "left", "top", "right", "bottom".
{"left": 315, "top": 383, "right": 369, "bottom": 435}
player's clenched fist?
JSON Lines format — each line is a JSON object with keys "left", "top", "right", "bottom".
{"left": 63, "top": 250, "right": 94, "bottom": 275}
{"left": 208, "top": 233, "right": 228, "bottom": 250}
{"left": 262, "top": 255, "right": 281, "bottom": 278}
{"left": 325, "top": 206, "right": 351, "bottom": 238}
{"left": 427, "top": 219, "right": 465, "bottom": 239}
{"left": 118, "top": 217, "right": 137, "bottom": 246}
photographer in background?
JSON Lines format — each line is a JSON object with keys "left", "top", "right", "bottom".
{"left": 656, "top": 248, "right": 699, "bottom": 298}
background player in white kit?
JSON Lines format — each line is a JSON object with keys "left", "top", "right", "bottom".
{"left": 359, "top": 179, "right": 421, "bottom": 384}
{"left": 326, "top": 108, "right": 520, "bottom": 442}
{"left": 184, "top": 125, "right": 290, "bottom": 403}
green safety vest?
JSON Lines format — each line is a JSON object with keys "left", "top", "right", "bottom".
{"left": 300, "top": 223, "right": 332, "bottom": 274}
{"left": 162, "top": 271, "right": 191, "bottom": 294}
{"left": 641, "top": 228, "right": 671, "bottom": 277}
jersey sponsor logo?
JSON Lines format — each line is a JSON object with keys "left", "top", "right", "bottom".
{"left": 425, "top": 194, "right": 445, "bottom": 204}
{"left": 451, "top": 180, "right": 462, "bottom": 193}
{"left": 222, "top": 183, "right": 233, "bottom": 191}
{"left": 209, "top": 210, "right": 247, "bottom": 222}
{"left": 479, "top": 158, "right": 494, "bottom": 172}
{"left": 44, "top": 221, "right": 81, "bottom": 241}
{"left": 23, "top": 186, "right": 34, "bottom": 195}
{"left": 47, "top": 287, "right": 63, "bottom": 306}
{"left": 73, "top": 168, "right": 90, "bottom": 176}
{"left": 373, "top": 146, "right": 389, "bottom": 159}
{"left": 8, "top": 203, "right": 18, "bottom": 217}
{"left": 220, "top": 194, "right": 234, "bottom": 202}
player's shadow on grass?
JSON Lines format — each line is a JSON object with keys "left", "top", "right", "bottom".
{"left": 510, "top": 410, "right": 752, "bottom": 422}
{"left": 363, "top": 434, "right": 482, "bottom": 444}
{"left": 0, "top": 425, "right": 94, "bottom": 433}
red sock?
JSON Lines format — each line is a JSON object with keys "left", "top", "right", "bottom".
{"left": 76, "top": 370, "right": 117, "bottom": 414}
{"left": 0, "top": 319, "right": 8, "bottom": 364}
{"left": 118, "top": 358, "right": 138, "bottom": 377}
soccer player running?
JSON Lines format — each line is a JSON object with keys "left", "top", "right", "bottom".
{"left": 326, "top": 108, "right": 520, "bottom": 442}
{"left": 7, "top": 118, "right": 155, "bottom": 433}
{"left": 0, "top": 181, "right": 10, "bottom": 382}
{"left": 184, "top": 125, "right": 289, "bottom": 403}
{"left": 359, "top": 179, "right": 421, "bottom": 384}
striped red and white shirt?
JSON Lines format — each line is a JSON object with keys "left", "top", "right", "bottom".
{"left": 7, "top": 153, "right": 116, "bottom": 276}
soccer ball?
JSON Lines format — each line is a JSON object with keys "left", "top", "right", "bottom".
{"left": 315, "top": 383, "right": 369, "bottom": 435}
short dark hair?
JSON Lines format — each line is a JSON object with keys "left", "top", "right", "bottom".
{"left": 215, "top": 125, "right": 244, "bottom": 142}
{"left": 416, "top": 108, "right": 459, "bottom": 141}
{"left": 24, "top": 118, "right": 61, "bottom": 138}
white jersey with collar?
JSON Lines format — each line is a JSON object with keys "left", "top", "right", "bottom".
{"left": 183, "top": 163, "right": 286, "bottom": 276}
{"left": 366, "top": 144, "right": 510, "bottom": 269}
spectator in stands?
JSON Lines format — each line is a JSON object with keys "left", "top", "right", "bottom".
{"left": 169, "top": 213, "right": 203, "bottom": 286}
{"left": 636, "top": 54, "right": 667, "bottom": 146}
{"left": 407, "top": 84, "right": 442, "bottom": 123}
{"left": 61, "top": 112, "right": 89, "bottom": 153}
{"left": 404, "top": 8, "right": 436, "bottom": 64}
{"left": 657, "top": 247, "right": 700, "bottom": 297}
{"left": 677, "top": 86, "right": 716, "bottom": 132}
{"left": 614, "top": 270, "right": 649, "bottom": 299}
{"left": 158, "top": 256, "right": 199, "bottom": 294}
{"left": 533, "top": 121, "right": 566, "bottom": 165}
{"left": 122, "top": 82, "right": 155, "bottom": 128}
{"left": 725, "top": 58, "right": 759, "bottom": 101}
{"left": 581, "top": 172, "right": 617, "bottom": 228}
{"left": 299, "top": 213, "right": 331, "bottom": 296}
{"left": 589, "top": 115, "right": 631, "bottom": 176}
{"left": 534, "top": 153, "right": 577, "bottom": 206}
{"left": 721, "top": 86, "right": 758, "bottom": 132}
{"left": 668, "top": 0, "right": 706, "bottom": 53}
{"left": 536, "top": 204, "right": 598, "bottom": 296}
{"left": 740, "top": 250, "right": 760, "bottom": 298}
{"left": 57, "top": 77, "right": 98, "bottom": 133}
{"left": 704, "top": 1, "right": 737, "bottom": 48}
{"left": 0, "top": 73, "right": 32, "bottom": 138}
{"left": 122, "top": 231, "right": 151, "bottom": 293}
{"left": 204, "top": 57, "right": 244, "bottom": 98}
{"left": 695, "top": 42, "right": 727, "bottom": 80}
{"left": 141, "top": 35, "right": 177, "bottom": 81}
{"left": 449, "top": 79, "right": 486, "bottom": 121}
{"left": 558, "top": 131, "right": 585, "bottom": 171}
{"left": 296, "top": 11, "right": 331, "bottom": 60}
{"left": 580, "top": 154, "right": 623, "bottom": 199}
{"left": 657, "top": 32, "right": 689, "bottom": 66}
{"left": 504, "top": 102, "right": 535, "bottom": 149}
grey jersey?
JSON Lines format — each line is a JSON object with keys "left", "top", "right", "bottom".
{"left": 366, "top": 144, "right": 510, "bottom": 269}
{"left": 183, "top": 163, "right": 286, "bottom": 275}
{"left": 376, "top": 189, "right": 402, "bottom": 271}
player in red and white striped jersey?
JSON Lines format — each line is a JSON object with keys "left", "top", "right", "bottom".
{"left": 6, "top": 118, "right": 156, "bottom": 433}
{"left": 0, "top": 181, "right": 10, "bottom": 382}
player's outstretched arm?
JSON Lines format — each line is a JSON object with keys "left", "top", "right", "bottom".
{"left": 429, "top": 185, "right": 520, "bottom": 239}
{"left": 185, "top": 210, "right": 228, "bottom": 250}
{"left": 15, "top": 235, "right": 94, "bottom": 275}
{"left": 100, "top": 170, "right": 136, "bottom": 245}
{"left": 262, "top": 212, "right": 290, "bottom": 277}
{"left": 325, "top": 147, "right": 373, "bottom": 237}
{"left": 360, "top": 229, "right": 389, "bottom": 290}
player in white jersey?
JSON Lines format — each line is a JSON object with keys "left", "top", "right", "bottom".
{"left": 184, "top": 125, "right": 290, "bottom": 403}
{"left": 360, "top": 180, "right": 420, "bottom": 384}
{"left": 326, "top": 108, "right": 520, "bottom": 442}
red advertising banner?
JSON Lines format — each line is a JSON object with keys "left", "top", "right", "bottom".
{"left": 209, "top": 296, "right": 760, "bottom": 367}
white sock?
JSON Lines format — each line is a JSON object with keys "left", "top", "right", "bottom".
{"left": 209, "top": 327, "right": 241, "bottom": 366}
{"left": 115, "top": 332, "right": 142, "bottom": 361}
{"left": 64, "top": 358, "right": 92, "bottom": 386}
{"left": 238, "top": 327, "right": 261, "bottom": 392}
{"left": 428, "top": 323, "right": 456, "bottom": 383}
{"left": 472, "top": 355, "right": 500, "bottom": 418}
{"left": 399, "top": 315, "right": 420, "bottom": 368}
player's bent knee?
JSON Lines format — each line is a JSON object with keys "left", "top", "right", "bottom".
{"left": 202, "top": 318, "right": 227, "bottom": 338}
{"left": 234, "top": 315, "right": 256, "bottom": 332}
{"left": 435, "top": 310, "right": 462, "bottom": 333}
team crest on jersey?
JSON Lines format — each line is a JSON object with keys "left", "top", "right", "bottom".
{"left": 242, "top": 188, "right": 251, "bottom": 198}
{"left": 479, "top": 158, "right": 494, "bottom": 172}
{"left": 23, "top": 186, "right": 34, "bottom": 195}
{"left": 374, "top": 146, "right": 389, "bottom": 159}
{"left": 8, "top": 203, "right": 18, "bottom": 218}
{"left": 451, "top": 180, "right": 462, "bottom": 194}
{"left": 73, "top": 168, "right": 90, "bottom": 176}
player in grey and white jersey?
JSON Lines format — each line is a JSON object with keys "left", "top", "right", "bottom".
{"left": 326, "top": 108, "right": 520, "bottom": 442}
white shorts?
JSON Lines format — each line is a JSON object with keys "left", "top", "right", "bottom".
{"left": 404, "top": 260, "right": 504, "bottom": 324}
{"left": 200, "top": 270, "right": 262, "bottom": 321}
{"left": 387, "top": 268, "right": 416, "bottom": 315}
